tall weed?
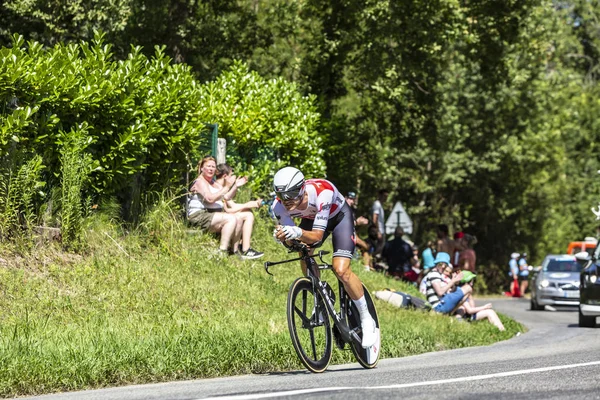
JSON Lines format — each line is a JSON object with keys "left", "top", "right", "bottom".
{"left": 59, "top": 125, "right": 92, "bottom": 250}
{"left": 0, "top": 151, "right": 45, "bottom": 243}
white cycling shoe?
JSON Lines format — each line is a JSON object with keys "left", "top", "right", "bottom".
{"left": 361, "top": 317, "right": 379, "bottom": 348}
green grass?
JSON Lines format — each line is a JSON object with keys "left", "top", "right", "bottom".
{"left": 0, "top": 207, "right": 524, "bottom": 397}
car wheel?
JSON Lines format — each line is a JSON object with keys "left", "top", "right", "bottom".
{"left": 530, "top": 297, "right": 544, "bottom": 311}
{"left": 578, "top": 307, "right": 597, "bottom": 328}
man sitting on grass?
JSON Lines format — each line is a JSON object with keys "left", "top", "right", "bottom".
{"left": 425, "top": 252, "right": 471, "bottom": 314}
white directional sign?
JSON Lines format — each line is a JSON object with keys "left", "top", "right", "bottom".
{"left": 385, "top": 201, "right": 413, "bottom": 235}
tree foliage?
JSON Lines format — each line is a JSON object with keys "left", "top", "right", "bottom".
{"left": 2, "top": 0, "right": 600, "bottom": 278}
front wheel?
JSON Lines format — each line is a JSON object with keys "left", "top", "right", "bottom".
{"left": 347, "top": 284, "right": 381, "bottom": 369}
{"left": 287, "top": 277, "right": 333, "bottom": 373}
{"left": 530, "top": 296, "right": 544, "bottom": 311}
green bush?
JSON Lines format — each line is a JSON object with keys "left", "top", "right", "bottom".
{"left": 198, "top": 61, "right": 324, "bottom": 193}
{"left": 0, "top": 33, "right": 324, "bottom": 240}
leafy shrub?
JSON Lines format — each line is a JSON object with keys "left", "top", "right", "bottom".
{"left": 0, "top": 33, "right": 323, "bottom": 239}
{"left": 198, "top": 61, "right": 324, "bottom": 193}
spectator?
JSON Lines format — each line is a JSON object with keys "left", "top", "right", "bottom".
{"left": 508, "top": 252, "right": 521, "bottom": 297}
{"left": 458, "top": 234, "right": 478, "bottom": 272}
{"left": 215, "top": 163, "right": 264, "bottom": 259}
{"left": 425, "top": 252, "right": 472, "bottom": 314}
{"left": 452, "top": 231, "right": 464, "bottom": 266}
{"left": 454, "top": 272, "right": 505, "bottom": 331}
{"left": 345, "top": 191, "right": 372, "bottom": 271}
{"left": 371, "top": 189, "right": 389, "bottom": 258}
{"left": 409, "top": 244, "right": 421, "bottom": 280}
{"left": 518, "top": 253, "right": 529, "bottom": 295}
{"left": 417, "top": 240, "right": 437, "bottom": 288}
{"left": 382, "top": 227, "right": 413, "bottom": 281}
{"left": 188, "top": 156, "right": 243, "bottom": 256}
{"left": 436, "top": 224, "right": 463, "bottom": 257}
{"left": 422, "top": 240, "right": 436, "bottom": 270}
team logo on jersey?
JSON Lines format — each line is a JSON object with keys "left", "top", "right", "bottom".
{"left": 319, "top": 203, "right": 331, "bottom": 212}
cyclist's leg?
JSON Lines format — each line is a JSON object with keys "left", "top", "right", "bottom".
{"left": 329, "top": 204, "right": 377, "bottom": 348}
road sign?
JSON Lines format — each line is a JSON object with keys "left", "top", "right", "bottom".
{"left": 385, "top": 201, "right": 412, "bottom": 235}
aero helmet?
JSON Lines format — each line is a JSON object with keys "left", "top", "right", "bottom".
{"left": 273, "top": 167, "right": 305, "bottom": 200}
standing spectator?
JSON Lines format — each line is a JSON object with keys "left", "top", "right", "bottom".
{"left": 518, "top": 253, "right": 530, "bottom": 295}
{"left": 371, "top": 189, "right": 389, "bottom": 258}
{"left": 508, "top": 252, "right": 521, "bottom": 297}
{"left": 382, "top": 227, "right": 413, "bottom": 281}
{"left": 436, "top": 224, "right": 463, "bottom": 257}
{"left": 345, "top": 191, "right": 372, "bottom": 271}
{"left": 458, "top": 234, "right": 478, "bottom": 272}
{"left": 452, "top": 231, "right": 464, "bottom": 266}
{"left": 215, "top": 163, "right": 264, "bottom": 259}
{"left": 188, "top": 156, "right": 243, "bottom": 256}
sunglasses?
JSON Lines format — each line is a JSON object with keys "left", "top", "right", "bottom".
{"left": 276, "top": 188, "right": 303, "bottom": 201}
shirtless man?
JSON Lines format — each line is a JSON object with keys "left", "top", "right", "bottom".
{"left": 436, "top": 224, "right": 463, "bottom": 261}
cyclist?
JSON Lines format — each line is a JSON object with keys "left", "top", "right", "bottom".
{"left": 272, "top": 166, "right": 379, "bottom": 349}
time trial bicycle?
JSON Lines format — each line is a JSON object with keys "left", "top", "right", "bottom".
{"left": 264, "top": 240, "right": 380, "bottom": 373}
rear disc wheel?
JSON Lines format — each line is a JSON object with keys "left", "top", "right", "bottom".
{"left": 347, "top": 284, "right": 381, "bottom": 369}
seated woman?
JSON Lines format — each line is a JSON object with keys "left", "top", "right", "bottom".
{"left": 424, "top": 252, "right": 472, "bottom": 315}
{"left": 452, "top": 271, "right": 506, "bottom": 331}
{"left": 214, "top": 163, "right": 264, "bottom": 260}
{"left": 188, "top": 156, "right": 244, "bottom": 256}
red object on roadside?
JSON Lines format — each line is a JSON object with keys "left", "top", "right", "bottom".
{"left": 512, "top": 277, "right": 522, "bottom": 297}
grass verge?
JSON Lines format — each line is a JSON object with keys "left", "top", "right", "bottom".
{"left": 0, "top": 209, "right": 524, "bottom": 397}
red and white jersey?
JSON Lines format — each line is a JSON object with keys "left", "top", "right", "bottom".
{"left": 273, "top": 179, "right": 345, "bottom": 231}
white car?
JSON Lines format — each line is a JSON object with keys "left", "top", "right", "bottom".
{"left": 530, "top": 254, "right": 582, "bottom": 310}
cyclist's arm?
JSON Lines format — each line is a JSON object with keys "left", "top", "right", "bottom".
{"left": 296, "top": 189, "right": 334, "bottom": 244}
{"left": 296, "top": 228, "right": 325, "bottom": 244}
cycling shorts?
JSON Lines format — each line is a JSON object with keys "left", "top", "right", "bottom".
{"left": 299, "top": 202, "right": 356, "bottom": 259}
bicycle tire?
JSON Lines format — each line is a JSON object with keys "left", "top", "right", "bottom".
{"left": 347, "top": 284, "right": 381, "bottom": 369}
{"left": 287, "top": 277, "right": 333, "bottom": 373}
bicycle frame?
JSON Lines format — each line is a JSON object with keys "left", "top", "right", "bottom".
{"left": 264, "top": 245, "right": 362, "bottom": 346}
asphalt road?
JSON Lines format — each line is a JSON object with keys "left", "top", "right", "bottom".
{"left": 23, "top": 297, "right": 600, "bottom": 400}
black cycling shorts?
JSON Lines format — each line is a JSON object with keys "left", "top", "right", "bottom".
{"left": 299, "top": 202, "right": 356, "bottom": 259}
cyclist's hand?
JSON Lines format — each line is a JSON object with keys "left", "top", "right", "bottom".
{"left": 275, "top": 225, "right": 302, "bottom": 240}
{"left": 272, "top": 228, "right": 282, "bottom": 243}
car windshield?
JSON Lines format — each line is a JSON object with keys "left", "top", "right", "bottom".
{"left": 545, "top": 259, "right": 582, "bottom": 272}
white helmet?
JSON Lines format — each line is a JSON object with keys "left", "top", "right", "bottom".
{"left": 273, "top": 167, "right": 305, "bottom": 200}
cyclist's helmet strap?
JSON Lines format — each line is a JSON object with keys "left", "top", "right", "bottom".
{"left": 273, "top": 167, "right": 305, "bottom": 200}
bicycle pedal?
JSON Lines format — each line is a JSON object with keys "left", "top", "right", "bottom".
{"left": 332, "top": 325, "right": 345, "bottom": 350}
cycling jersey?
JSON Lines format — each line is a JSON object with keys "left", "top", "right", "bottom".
{"left": 273, "top": 179, "right": 355, "bottom": 258}
{"left": 273, "top": 179, "right": 345, "bottom": 230}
